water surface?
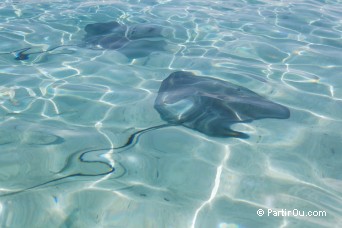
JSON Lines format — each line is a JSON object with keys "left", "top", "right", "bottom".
{"left": 0, "top": 0, "right": 341, "bottom": 227}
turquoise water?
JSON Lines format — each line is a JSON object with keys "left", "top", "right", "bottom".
{"left": 0, "top": 0, "right": 341, "bottom": 227}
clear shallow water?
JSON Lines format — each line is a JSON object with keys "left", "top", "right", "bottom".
{"left": 0, "top": 0, "right": 341, "bottom": 227}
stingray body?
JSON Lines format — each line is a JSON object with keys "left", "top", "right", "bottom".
{"left": 82, "top": 21, "right": 168, "bottom": 58}
{"left": 154, "top": 71, "right": 290, "bottom": 138}
{"left": 14, "top": 21, "right": 168, "bottom": 60}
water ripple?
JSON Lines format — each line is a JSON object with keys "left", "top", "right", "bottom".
{"left": 0, "top": 0, "right": 341, "bottom": 227}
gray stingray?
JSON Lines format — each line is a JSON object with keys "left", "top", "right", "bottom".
{"left": 108, "top": 71, "right": 290, "bottom": 147}
{"left": 13, "top": 21, "right": 168, "bottom": 60}
{"left": 154, "top": 71, "right": 290, "bottom": 138}
{"left": 0, "top": 71, "right": 290, "bottom": 196}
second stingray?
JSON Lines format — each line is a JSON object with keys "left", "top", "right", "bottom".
{"left": 13, "top": 21, "right": 169, "bottom": 60}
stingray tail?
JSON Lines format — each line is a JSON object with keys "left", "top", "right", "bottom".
{"left": 115, "top": 123, "right": 174, "bottom": 149}
{"left": 0, "top": 148, "right": 118, "bottom": 198}
{"left": 0, "top": 124, "right": 172, "bottom": 197}
{"left": 13, "top": 45, "right": 78, "bottom": 60}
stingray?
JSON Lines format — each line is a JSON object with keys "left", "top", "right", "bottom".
{"left": 99, "top": 71, "right": 290, "bottom": 146}
{"left": 11, "top": 21, "right": 168, "bottom": 60}
{"left": 101, "top": 70, "right": 290, "bottom": 148}
{"left": 0, "top": 71, "right": 290, "bottom": 197}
